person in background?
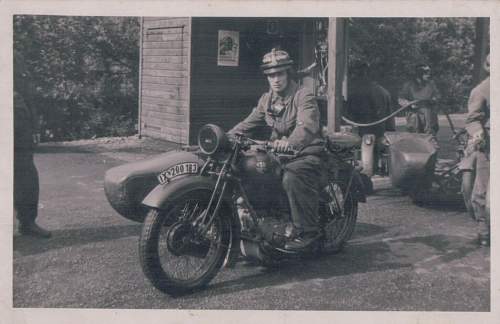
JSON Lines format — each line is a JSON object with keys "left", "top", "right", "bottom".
{"left": 398, "top": 64, "right": 441, "bottom": 137}
{"left": 462, "top": 54, "right": 490, "bottom": 246}
{"left": 14, "top": 54, "right": 51, "bottom": 238}
{"left": 229, "top": 49, "right": 326, "bottom": 251}
{"left": 346, "top": 61, "right": 394, "bottom": 176}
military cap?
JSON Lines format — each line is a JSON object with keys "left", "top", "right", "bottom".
{"left": 261, "top": 48, "right": 294, "bottom": 75}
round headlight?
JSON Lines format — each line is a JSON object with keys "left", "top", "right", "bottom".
{"left": 197, "top": 124, "right": 229, "bottom": 155}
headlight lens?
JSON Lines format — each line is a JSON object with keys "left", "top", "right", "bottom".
{"left": 198, "top": 124, "right": 229, "bottom": 155}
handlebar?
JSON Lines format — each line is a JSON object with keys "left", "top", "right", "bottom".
{"left": 229, "top": 133, "right": 298, "bottom": 155}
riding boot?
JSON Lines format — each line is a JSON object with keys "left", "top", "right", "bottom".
{"left": 18, "top": 220, "right": 52, "bottom": 238}
{"left": 284, "top": 228, "right": 320, "bottom": 251}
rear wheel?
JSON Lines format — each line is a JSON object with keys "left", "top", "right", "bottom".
{"left": 139, "top": 189, "right": 231, "bottom": 295}
{"left": 320, "top": 180, "right": 358, "bottom": 253}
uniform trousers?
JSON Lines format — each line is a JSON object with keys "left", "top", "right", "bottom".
{"left": 14, "top": 151, "right": 39, "bottom": 225}
{"left": 282, "top": 154, "right": 326, "bottom": 234}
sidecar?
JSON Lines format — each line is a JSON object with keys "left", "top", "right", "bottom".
{"left": 104, "top": 149, "right": 205, "bottom": 222}
{"left": 383, "top": 131, "right": 438, "bottom": 192}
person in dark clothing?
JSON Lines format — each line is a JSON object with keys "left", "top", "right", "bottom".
{"left": 347, "top": 62, "right": 394, "bottom": 138}
{"left": 347, "top": 61, "right": 394, "bottom": 176}
{"left": 14, "top": 59, "right": 51, "bottom": 238}
{"left": 229, "top": 49, "right": 326, "bottom": 251}
{"left": 398, "top": 64, "right": 441, "bottom": 136}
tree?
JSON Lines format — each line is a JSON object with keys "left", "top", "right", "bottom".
{"left": 349, "top": 18, "right": 480, "bottom": 113}
{"left": 14, "top": 16, "right": 140, "bottom": 140}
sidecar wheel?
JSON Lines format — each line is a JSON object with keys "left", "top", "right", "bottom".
{"left": 139, "top": 189, "right": 231, "bottom": 296}
{"left": 321, "top": 181, "right": 358, "bottom": 254}
{"left": 461, "top": 170, "right": 475, "bottom": 220}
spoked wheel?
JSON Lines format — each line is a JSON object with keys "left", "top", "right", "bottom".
{"left": 139, "top": 189, "right": 231, "bottom": 296}
{"left": 320, "top": 181, "right": 358, "bottom": 253}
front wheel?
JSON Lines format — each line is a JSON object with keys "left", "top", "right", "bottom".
{"left": 320, "top": 180, "right": 358, "bottom": 253}
{"left": 139, "top": 189, "right": 231, "bottom": 295}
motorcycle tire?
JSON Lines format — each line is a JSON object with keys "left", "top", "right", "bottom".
{"left": 139, "top": 189, "right": 231, "bottom": 296}
{"left": 321, "top": 180, "right": 358, "bottom": 254}
{"left": 461, "top": 170, "right": 475, "bottom": 220}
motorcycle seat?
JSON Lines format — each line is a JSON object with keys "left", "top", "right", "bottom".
{"left": 325, "top": 131, "right": 362, "bottom": 150}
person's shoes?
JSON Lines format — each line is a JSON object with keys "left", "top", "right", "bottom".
{"left": 284, "top": 232, "right": 320, "bottom": 251}
{"left": 478, "top": 233, "right": 490, "bottom": 247}
{"left": 18, "top": 222, "right": 52, "bottom": 238}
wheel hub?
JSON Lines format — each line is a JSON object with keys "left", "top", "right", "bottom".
{"left": 166, "top": 222, "right": 210, "bottom": 258}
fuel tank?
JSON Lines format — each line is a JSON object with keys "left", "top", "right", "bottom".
{"left": 236, "top": 149, "right": 285, "bottom": 210}
{"left": 104, "top": 149, "right": 205, "bottom": 222}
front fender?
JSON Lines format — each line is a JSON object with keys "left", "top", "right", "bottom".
{"left": 142, "top": 175, "right": 220, "bottom": 209}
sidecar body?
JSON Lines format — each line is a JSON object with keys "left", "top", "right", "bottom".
{"left": 104, "top": 149, "right": 205, "bottom": 222}
{"left": 384, "top": 132, "right": 438, "bottom": 191}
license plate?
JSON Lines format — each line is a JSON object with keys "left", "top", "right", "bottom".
{"left": 158, "top": 162, "right": 198, "bottom": 184}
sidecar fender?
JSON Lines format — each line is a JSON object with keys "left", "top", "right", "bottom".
{"left": 104, "top": 150, "right": 205, "bottom": 222}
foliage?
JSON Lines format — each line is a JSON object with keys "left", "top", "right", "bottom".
{"left": 349, "top": 18, "right": 483, "bottom": 113}
{"left": 14, "top": 16, "right": 140, "bottom": 141}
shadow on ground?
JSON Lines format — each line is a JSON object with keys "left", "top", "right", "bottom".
{"left": 13, "top": 224, "right": 141, "bottom": 256}
{"left": 173, "top": 233, "right": 479, "bottom": 303}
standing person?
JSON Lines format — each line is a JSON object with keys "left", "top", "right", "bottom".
{"left": 462, "top": 54, "right": 490, "bottom": 246}
{"left": 14, "top": 58, "right": 51, "bottom": 238}
{"left": 346, "top": 61, "right": 394, "bottom": 176}
{"left": 398, "top": 64, "right": 441, "bottom": 136}
{"left": 229, "top": 49, "right": 326, "bottom": 251}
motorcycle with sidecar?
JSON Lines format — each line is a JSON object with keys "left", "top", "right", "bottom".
{"left": 104, "top": 124, "right": 366, "bottom": 295}
{"left": 355, "top": 100, "right": 472, "bottom": 211}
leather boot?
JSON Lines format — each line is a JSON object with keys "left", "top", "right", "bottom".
{"left": 18, "top": 222, "right": 52, "bottom": 238}
{"left": 478, "top": 233, "right": 490, "bottom": 247}
{"left": 284, "top": 231, "right": 320, "bottom": 251}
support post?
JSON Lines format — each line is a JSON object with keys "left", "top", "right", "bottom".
{"left": 137, "top": 17, "right": 144, "bottom": 139}
{"left": 327, "top": 18, "right": 347, "bottom": 133}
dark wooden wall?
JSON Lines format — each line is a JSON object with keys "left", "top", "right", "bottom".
{"left": 189, "top": 18, "right": 314, "bottom": 144}
{"left": 140, "top": 17, "right": 191, "bottom": 144}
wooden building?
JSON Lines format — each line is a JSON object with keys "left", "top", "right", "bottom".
{"left": 138, "top": 17, "right": 347, "bottom": 144}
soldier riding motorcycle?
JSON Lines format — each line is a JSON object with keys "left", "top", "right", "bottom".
{"left": 104, "top": 49, "right": 366, "bottom": 295}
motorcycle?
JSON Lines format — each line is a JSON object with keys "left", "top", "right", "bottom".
{"left": 104, "top": 124, "right": 366, "bottom": 295}
{"left": 353, "top": 100, "right": 472, "bottom": 209}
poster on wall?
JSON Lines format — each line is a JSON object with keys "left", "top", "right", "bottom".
{"left": 217, "top": 30, "right": 239, "bottom": 66}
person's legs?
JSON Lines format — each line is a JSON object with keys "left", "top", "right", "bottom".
{"left": 471, "top": 151, "right": 489, "bottom": 245}
{"left": 14, "top": 151, "right": 50, "bottom": 238}
{"left": 282, "top": 155, "right": 325, "bottom": 250}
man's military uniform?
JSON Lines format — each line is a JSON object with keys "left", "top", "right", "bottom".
{"left": 462, "top": 75, "right": 490, "bottom": 243}
{"left": 14, "top": 92, "right": 40, "bottom": 225}
{"left": 399, "top": 79, "right": 441, "bottom": 135}
{"left": 230, "top": 79, "right": 326, "bottom": 236}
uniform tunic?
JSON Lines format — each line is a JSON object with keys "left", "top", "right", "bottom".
{"left": 229, "top": 80, "right": 326, "bottom": 233}
{"left": 347, "top": 79, "right": 394, "bottom": 138}
{"left": 399, "top": 80, "right": 441, "bottom": 135}
{"left": 464, "top": 77, "right": 490, "bottom": 235}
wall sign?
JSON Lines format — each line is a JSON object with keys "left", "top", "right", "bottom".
{"left": 217, "top": 30, "right": 239, "bottom": 66}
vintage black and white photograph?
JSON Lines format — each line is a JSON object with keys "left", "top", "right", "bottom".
{"left": 4, "top": 0, "right": 499, "bottom": 322}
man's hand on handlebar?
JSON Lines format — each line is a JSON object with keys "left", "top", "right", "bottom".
{"left": 272, "top": 137, "right": 291, "bottom": 153}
